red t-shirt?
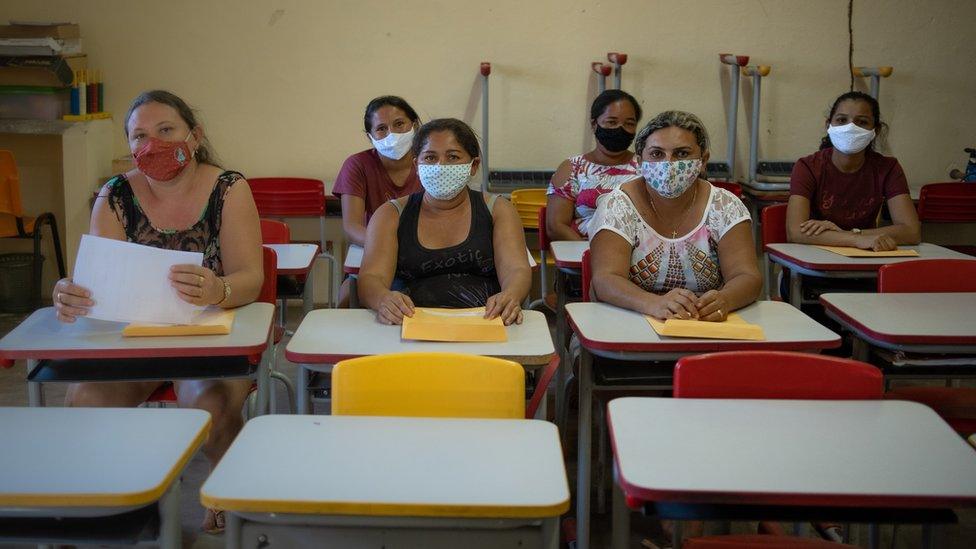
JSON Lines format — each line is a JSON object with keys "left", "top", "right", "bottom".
{"left": 332, "top": 149, "right": 421, "bottom": 220}
{"left": 790, "top": 148, "right": 910, "bottom": 231}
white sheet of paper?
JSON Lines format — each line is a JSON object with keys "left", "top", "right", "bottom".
{"left": 71, "top": 234, "right": 205, "bottom": 325}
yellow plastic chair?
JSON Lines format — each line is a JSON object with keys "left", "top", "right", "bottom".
{"left": 0, "top": 150, "right": 66, "bottom": 309}
{"left": 509, "top": 188, "right": 547, "bottom": 229}
{"left": 332, "top": 352, "right": 526, "bottom": 419}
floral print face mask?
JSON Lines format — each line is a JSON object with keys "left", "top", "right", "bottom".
{"left": 640, "top": 159, "right": 701, "bottom": 199}
{"left": 418, "top": 162, "right": 473, "bottom": 200}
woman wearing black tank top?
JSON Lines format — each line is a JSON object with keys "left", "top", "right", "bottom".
{"left": 358, "top": 119, "right": 531, "bottom": 325}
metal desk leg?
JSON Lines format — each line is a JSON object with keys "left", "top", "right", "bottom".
{"left": 611, "top": 465, "right": 629, "bottom": 549}
{"left": 302, "top": 268, "right": 314, "bottom": 317}
{"left": 542, "top": 516, "right": 560, "bottom": 549}
{"left": 789, "top": 270, "right": 803, "bottom": 309}
{"left": 554, "top": 270, "right": 568, "bottom": 438}
{"left": 226, "top": 512, "right": 242, "bottom": 549}
{"left": 576, "top": 347, "right": 593, "bottom": 549}
{"left": 27, "top": 359, "right": 43, "bottom": 407}
{"left": 297, "top": 364, "right": 310, "bottom": 414}
{"left": 852, "top": 338, "right": 871, "bottom": 362}
{"left": 157, "top": 479, "right": 181, "bottom": 549}
{"left": 254, "top": 333, "right": 272, "bottom": 416}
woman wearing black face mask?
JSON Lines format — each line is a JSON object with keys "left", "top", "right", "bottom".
{"left": 546, "top": 89, "right": 642, "bottom": 241}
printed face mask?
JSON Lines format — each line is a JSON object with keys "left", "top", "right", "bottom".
{"left": 418, "top": 162, "right": 473, "bottom": 200}
{"left": 594, "top": 125, "right": 635, "bottom": 153}
{"left": 827, "top": 122, "right": 876, "bottom": 155}
{"left": 370, "top": 127, "right": 416, "bottom": 160}
{"left": 640, "top": 159, "right": 702, "bottom": 199}
{"left": 134, "top": 131, "right": 194, "bottom": 181}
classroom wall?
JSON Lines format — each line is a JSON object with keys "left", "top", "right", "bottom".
{"left": 4, "top": 0, "right": 974, "bottom": 189}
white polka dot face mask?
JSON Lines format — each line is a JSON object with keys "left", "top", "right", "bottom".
{"left": 418, "top": 162, "right": 473, "bottom": 200}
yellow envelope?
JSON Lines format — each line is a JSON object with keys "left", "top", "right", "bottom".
{"left": 123, "top": 309, "right": 236, "bottom": 337}
{"left": 814, "top": 245, "right": 919, "bottom": 258}
{"left": 401, "top": 307, "right": 507, "bottom": 342}
{"left": 645, "top": 313, "right": 765, "bottom": 341}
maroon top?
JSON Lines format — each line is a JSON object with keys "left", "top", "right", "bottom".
{"left": 332, "top": 149, "right": 421, "bottom": 221}
{"left": 790, "top": 148, "right": 910, "bottom": 231}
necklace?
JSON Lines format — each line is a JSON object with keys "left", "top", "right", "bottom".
{"left": 647, "top": 182, "right": 700, "bottom": 239}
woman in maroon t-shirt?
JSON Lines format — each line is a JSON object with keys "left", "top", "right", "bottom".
{"left": 787, "top": 91, "right": 920, "bottom": 251}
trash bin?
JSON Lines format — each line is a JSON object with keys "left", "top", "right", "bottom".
{"left": 0, "top": 253, "right": 42, "bottom": 313}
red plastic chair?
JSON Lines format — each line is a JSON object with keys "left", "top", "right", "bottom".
{"left": 761, "top": 203, "right": 788, "bottom": 300}
{"left": 878, "top": 260, "right": 976, "bottom": 435}
{"left": 710, "top": 180, "right": 743, "bottom": 198}
{"left": 145, "top": 246, "right": 294, "bottom": 414}
{"left": 671, "top": 351, "right": 880, "bottom": 548}
{"left": 248, "top": 177, "right": 337, "bottom": 307}
{"left": 260, "top": 218, "right": 290, "bottom": 245}
{"left": 917, "top": 182, "right": 976, "bottom": 256}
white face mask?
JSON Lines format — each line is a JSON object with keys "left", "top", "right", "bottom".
{"left": 827, "top": 122, "right": 876, "bottom": 155}
{"left": 418, "top": 162, "right": 473, "bottom": 200}
{"left": 370, "top": 127, "right": 415, "bottom": 160}
{"left": 640, "top": 159, "right": 701, "bottom": 199}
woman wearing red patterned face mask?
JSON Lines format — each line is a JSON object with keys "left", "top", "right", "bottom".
{"left": 51, "top": 90, "right": 263, "bottom": 535}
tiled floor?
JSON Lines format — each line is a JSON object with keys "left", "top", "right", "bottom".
{"left": 0, "top": 307, "right": 974, "bottom": 548}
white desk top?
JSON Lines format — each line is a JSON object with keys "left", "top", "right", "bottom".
{"left": 609, "top": 398, "right": 976, "bottom": 509}
{"left": 821, "top": 292, "right": 976, "bottom": 347}
{"left": 344, "top": 245, "right": 536, "bottom": 274}
{"left": 765, "top": 243, "right": 973, "bottom": 272}
{"left": 0, "top": 407, "right": 210, "bottom": 513}
{"left": 566, "top": 300, "right": 839, "bottom": 354}
{"left": 550, "top": 241, "right": 588, "bottom": 269}
{"left": 264, "top": 243, "right": 318, "bottom": 274}
{"left": 0, "top": 302, "right": 274, "bottom": 360}
{"left": 286, "top": 309, "right": 554, "bottom": 365}
{"left": 201, "top": 415, "right": 569, "bottom": 518}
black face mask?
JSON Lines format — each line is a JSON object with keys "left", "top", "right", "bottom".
{"left": 594, "top": 125, "right": 635, "bottom": 153}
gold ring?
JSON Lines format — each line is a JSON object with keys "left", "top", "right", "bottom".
{"left": 198, "top": 275, "right": 205, "bottom": 286}
{"left": 717, "top": 309, "right": 723, "bottom": 317}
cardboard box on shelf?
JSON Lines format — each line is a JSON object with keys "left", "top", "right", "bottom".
{"left": 0, "top": 23, "right": 80, "bottom": 40}
{"left": 0, "top": 55, "right": 86, "bottom": 87}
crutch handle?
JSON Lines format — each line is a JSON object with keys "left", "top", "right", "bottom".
{"left": 607, "top": 52, "right": 628, "bottom": 66}
{"left": 719, "top": 53, "right": 750, "bottom": 66}
{"left": 591, "top": 62, "right": 612, "bottom": 76}
{"left": 742, "top": 64, "right": 771, "bottom": 77}
{"left": 853, "top": 66, "right": 893, "bottom": 78}
{"left": 480, "top": 62, "right": 491, "bottom": 76}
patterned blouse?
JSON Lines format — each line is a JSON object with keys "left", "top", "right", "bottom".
{"left": 105, "top": 171, "right": 244, "bottom": 276}
{"left": 546, "top": 153, "right": 640, "bottom": 237}
{"left": 588, "top": 185, "right": 751, "bottom": 295}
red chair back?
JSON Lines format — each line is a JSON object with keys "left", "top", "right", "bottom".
{"left": 761, "top": 203, "right": 788, "bottom": 247}
{"left": 248, "top": 177, "right": 325, "bottom": 218}
{"left": 581, "top": 249, "right": 593, "bottom": 302}
{"left": 260, "top": 219, "right": 291, "bottom": 244}
{"left": 917, "top": 183, "right": 976, "bottom": 223}
{"left": 877, "top": 259, "right": 976, "bottom": 293}
{"left": 258, "top": 246, "right": 278, "bottom": 305}
{"left": 710, "top": 180, "right": 743, "bottom": 198}
{"left": 674, "top": 351, "right": 883, "bottom": 400}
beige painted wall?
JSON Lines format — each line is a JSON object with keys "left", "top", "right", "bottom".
{"left": 4, "top": 0, "right": 974, "bottom": 188}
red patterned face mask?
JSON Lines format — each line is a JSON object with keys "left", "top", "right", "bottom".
{"left": 134, "top": 132, "right": 194, "bottom": 181}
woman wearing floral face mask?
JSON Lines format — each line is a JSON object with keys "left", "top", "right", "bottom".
{"left": 546, "top": 89, "right": 642, "bottom": 241}
{"left": 51, "top": 90, "right": 263, "bottom": 534}
{"left": 358, "top": 118, "right": 531, "bottom": 325}
{"left": 786, "top": 91, "right": 920, "bottom": 251}
{"left": 588, "top": 110, "right": 761, "bottom": 321}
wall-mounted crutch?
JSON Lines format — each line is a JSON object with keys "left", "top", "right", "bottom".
{"left": 591, "top": 62, "right": 611, "bottom": 94}
{"left": 718, "top": 53, "right": 750, "bottom": 182}
{"left": 852, "top": 66, "right": 892, "bottom": 100}
{"left": 743, "top": 64, "right": 772, "bottom": 186}
{"left": 607, "top": 52, "right": 627, "bottom": 89}
{"left": 480, "top": 61, "right": 491, "bottom": 193}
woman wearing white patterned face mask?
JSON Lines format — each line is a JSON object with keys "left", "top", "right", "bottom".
{"left": 786, "top": 91, "right": 920, "bottom": 252}
{"left": 588, "top": 110, "right": 761, "bottom": 323}
{"left": 358, "top": 118, "right": 531, "bottom": 326}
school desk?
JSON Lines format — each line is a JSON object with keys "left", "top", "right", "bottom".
{"left": 0, "top": 407, "right": 210, "bottom": 549}
{"left": 0, "top": 303, "right": 274, "bottom": 414}
{"left": 607, "top": 397, "right": 976, "bottom": 549}
{"left": 201, "top": 415, "right": 569, "bottom": 549}
{"left": 548, "top": 240, "right": 588, "bottom": 434}
{"left": 566, "top": 300, "right": 840, "bottom": 549}
{"left": 264, "top": 243, "right": 318, "bottom": 316}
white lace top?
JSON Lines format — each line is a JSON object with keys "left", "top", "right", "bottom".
{"left": 588, "top": 184, "right": 751, "bottom": 294}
